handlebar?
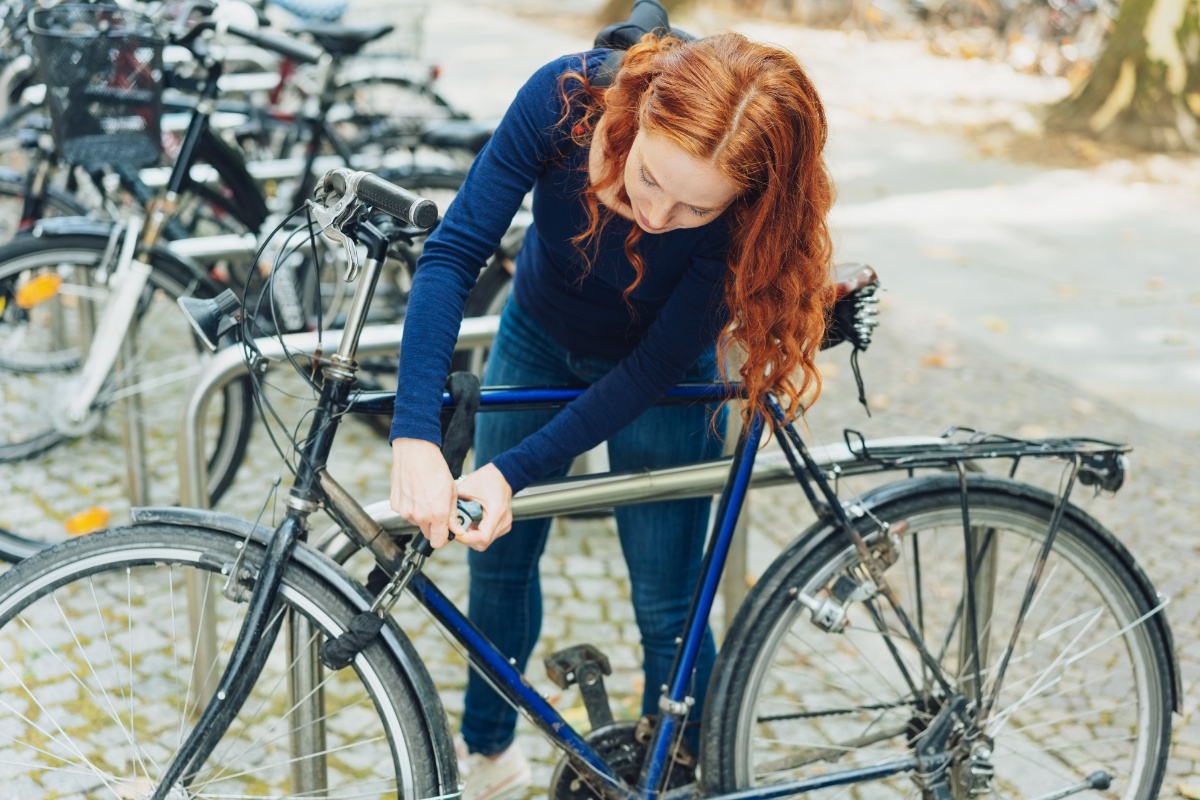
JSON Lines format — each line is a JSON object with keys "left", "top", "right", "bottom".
{"left": 319, "top": 169, "right": 439, "bottom": 229}
{"left": 173, "top": 17, "right": 324, "bottom": 64}
{"left": 225, "top": 23, "right": 324, "bottom": 64}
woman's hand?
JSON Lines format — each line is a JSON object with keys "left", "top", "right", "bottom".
{"left": 390, "top": 438, "right": 465, "bottom": 549}
{"left": 452, "top": 463, "right": 514, "bottom": 552}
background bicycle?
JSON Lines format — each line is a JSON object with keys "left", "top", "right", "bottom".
{"left": 0, "top": 0, "right": 518, "bottom": 542}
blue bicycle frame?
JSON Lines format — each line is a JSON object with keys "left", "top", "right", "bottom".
{"left": 348, "top": 383, "right": 929, "bottom": 800}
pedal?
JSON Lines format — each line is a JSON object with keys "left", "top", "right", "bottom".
{"left": 544, "top": 644, "right": 614, "bottom": 730}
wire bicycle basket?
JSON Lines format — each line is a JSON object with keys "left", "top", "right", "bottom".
{"left": 29, "top": 3, "right": 164, "bottom": 169}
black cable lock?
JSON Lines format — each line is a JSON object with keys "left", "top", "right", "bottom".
{"left": 321, "top": 372, "right": 482, "bottom": 670}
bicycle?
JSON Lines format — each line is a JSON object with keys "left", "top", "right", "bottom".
{"left": 0, "top": 3, "right": 511, "bottom": 521}
{"left": 0, "top": 167, "right": 1177, "bottom": 799}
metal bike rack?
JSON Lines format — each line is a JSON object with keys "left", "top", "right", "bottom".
{"left": 177, "top": 314, "right": 501, "bottom": 510}
{"left": 176, "top": 315, "right": 499, "bottom": 722}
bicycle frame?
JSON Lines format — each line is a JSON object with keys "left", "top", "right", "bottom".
{"left": 149, "top": 186, "right": 1151, "bottom": 800}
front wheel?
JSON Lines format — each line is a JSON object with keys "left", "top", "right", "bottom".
{"left": 702, "top": 475, "right": 1172, "bottom": 800}
{"left": 0, "top": 524, "right": 448, "bottom": 798}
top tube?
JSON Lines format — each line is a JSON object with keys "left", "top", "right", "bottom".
{"left": 347, "top": 382, "right": 744, "bottom": 416}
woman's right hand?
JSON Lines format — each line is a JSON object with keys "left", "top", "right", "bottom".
{"left": 389, "top": 438, "right": 465, "bottom": 548}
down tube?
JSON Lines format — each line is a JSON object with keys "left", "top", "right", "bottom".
{"left": 640, "top": 412, "right": 764, "bottom": 796}
{"left": 405, "top": 573, "right": 634, "bottom": 799}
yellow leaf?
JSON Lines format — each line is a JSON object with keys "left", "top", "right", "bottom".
{"left": 982, "top": 316, "right": 1009, "bottom": 333}
{"left": 920, "top": 353, "right": 947, "bottom": 368}
{"left": 1069, "top": 397, "right": 1096, "bottom": 415}
{"left": 65, "top": 507, "right": 111, "bottom": 536}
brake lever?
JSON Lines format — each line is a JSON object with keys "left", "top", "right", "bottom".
{"left": 308, "top": 171, "right": 364, "bottom": 282}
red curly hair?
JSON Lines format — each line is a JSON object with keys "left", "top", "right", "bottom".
{"left": 562, "top": 32, "right": 836, "bottom": 425}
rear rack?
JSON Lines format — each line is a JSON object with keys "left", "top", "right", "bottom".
{"left": 841, "top": 426, "right": 1130, "bottom": 492}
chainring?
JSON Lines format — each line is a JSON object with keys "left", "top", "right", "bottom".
{"left": 548, "top": 721, "right": 695, "bottom": 800}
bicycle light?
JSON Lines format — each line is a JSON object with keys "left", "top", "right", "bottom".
{"left": 178, "top": 289, "right": 243, "bottom": 351}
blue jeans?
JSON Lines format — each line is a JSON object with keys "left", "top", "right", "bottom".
{"left": 461, "top": 298, "right": 725, "bottom": 756}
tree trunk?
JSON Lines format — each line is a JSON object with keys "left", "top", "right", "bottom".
{"left": 1046, "top": 0, "right": 1200, "bottom": 150}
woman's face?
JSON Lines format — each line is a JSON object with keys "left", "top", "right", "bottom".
{"left": 623, "top": 129, "right": 739, "bottom": 234}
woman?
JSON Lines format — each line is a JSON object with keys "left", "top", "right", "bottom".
{"left": 388, "top": 31, "right": 835, "bottom": 799}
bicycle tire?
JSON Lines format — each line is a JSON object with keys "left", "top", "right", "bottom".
{"left": 0, "top": 233, "right": 254, "bottom": 523}
{"left": 0, "top": 524, "right": 445, "bottom": 798}
{"left": 702, "top": 474, "right": 1172, "bottom": 799}
{"left": 330, "top": 72, "right": 467, "bottom": 158}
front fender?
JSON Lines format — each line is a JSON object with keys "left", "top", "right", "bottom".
{"left": 31, "top": 215, "right": 117, "bottom": 240}
{"left": 128, "top": 506, "right": 459, "bottom": 790}
{"left": 28, "top": 218, "right": 219, "bottom": 294}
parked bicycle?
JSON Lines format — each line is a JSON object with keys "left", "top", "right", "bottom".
{"left": 0, "top": 2, "right": 512, "bottom": 524}
{"left": 0, "top": 168, "right": 1175, "bottom": 800}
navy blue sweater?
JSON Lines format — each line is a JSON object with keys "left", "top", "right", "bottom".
{"left": 389, "top": 50, "right": 731, "bottom": 492}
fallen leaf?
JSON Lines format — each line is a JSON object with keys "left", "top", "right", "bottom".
{"left": 921, "top": 244, "right": 962, "bottom": 262}
{"left": 868, "top": 394, "right": 891, "bottom": 412}
{"left": 1071, "top": 138, "right": 1104, "bottom": 163}
{"left": 1017, "top": 424, "right": 1047, "bottom": 439}
{"left": 921, "top": 353, "right": 948, "bottom": 368}
{"left": 1069, "top": 397, "right": 1096, "bottom": 415}
{"left": 1147, "top": 277, "right": 1165, "bottom": 290}
{"left": 982, "top": 316, "right": 1009, "bottom": 333}
{"left": 1177, "top": 783, "right": 1200, "bottom": 799}
{"left": 1055, "top": 284, "right": 1078, "bottom": 298}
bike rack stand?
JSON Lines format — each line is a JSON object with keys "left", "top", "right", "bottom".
{"left": 176, "top": 314, "right": 502, "bottom": 511}
{"left": 175, "top": 315, "right": 500, "bottom": 731}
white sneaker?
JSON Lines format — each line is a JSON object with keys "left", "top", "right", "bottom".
{"left": 455, "top": 738, "right": 532, "bottom": 800}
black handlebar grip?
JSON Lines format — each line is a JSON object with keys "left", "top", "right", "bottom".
{"left": 226, "top": 24, "right": 324, "bottom": 64}
{"left": 357, "top": 173, "right": 439, "bottom": 230}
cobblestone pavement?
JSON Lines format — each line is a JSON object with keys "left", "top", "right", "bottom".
{"left": 2, "top": 0, "right": 1199, "bottom": 796}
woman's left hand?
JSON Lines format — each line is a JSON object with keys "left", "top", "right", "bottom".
{"left": 453, "top": 463, "right": 514, "bottom": 551}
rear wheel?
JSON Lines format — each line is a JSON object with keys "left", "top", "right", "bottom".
{"left": 0, "top": 524, "right": 446, "bottom": 798}
{"left": 703, "top": 476, "right": 1172, "bottom": 800}
{"left": 331, "top": 71, "right": 468, "bottom": 160}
